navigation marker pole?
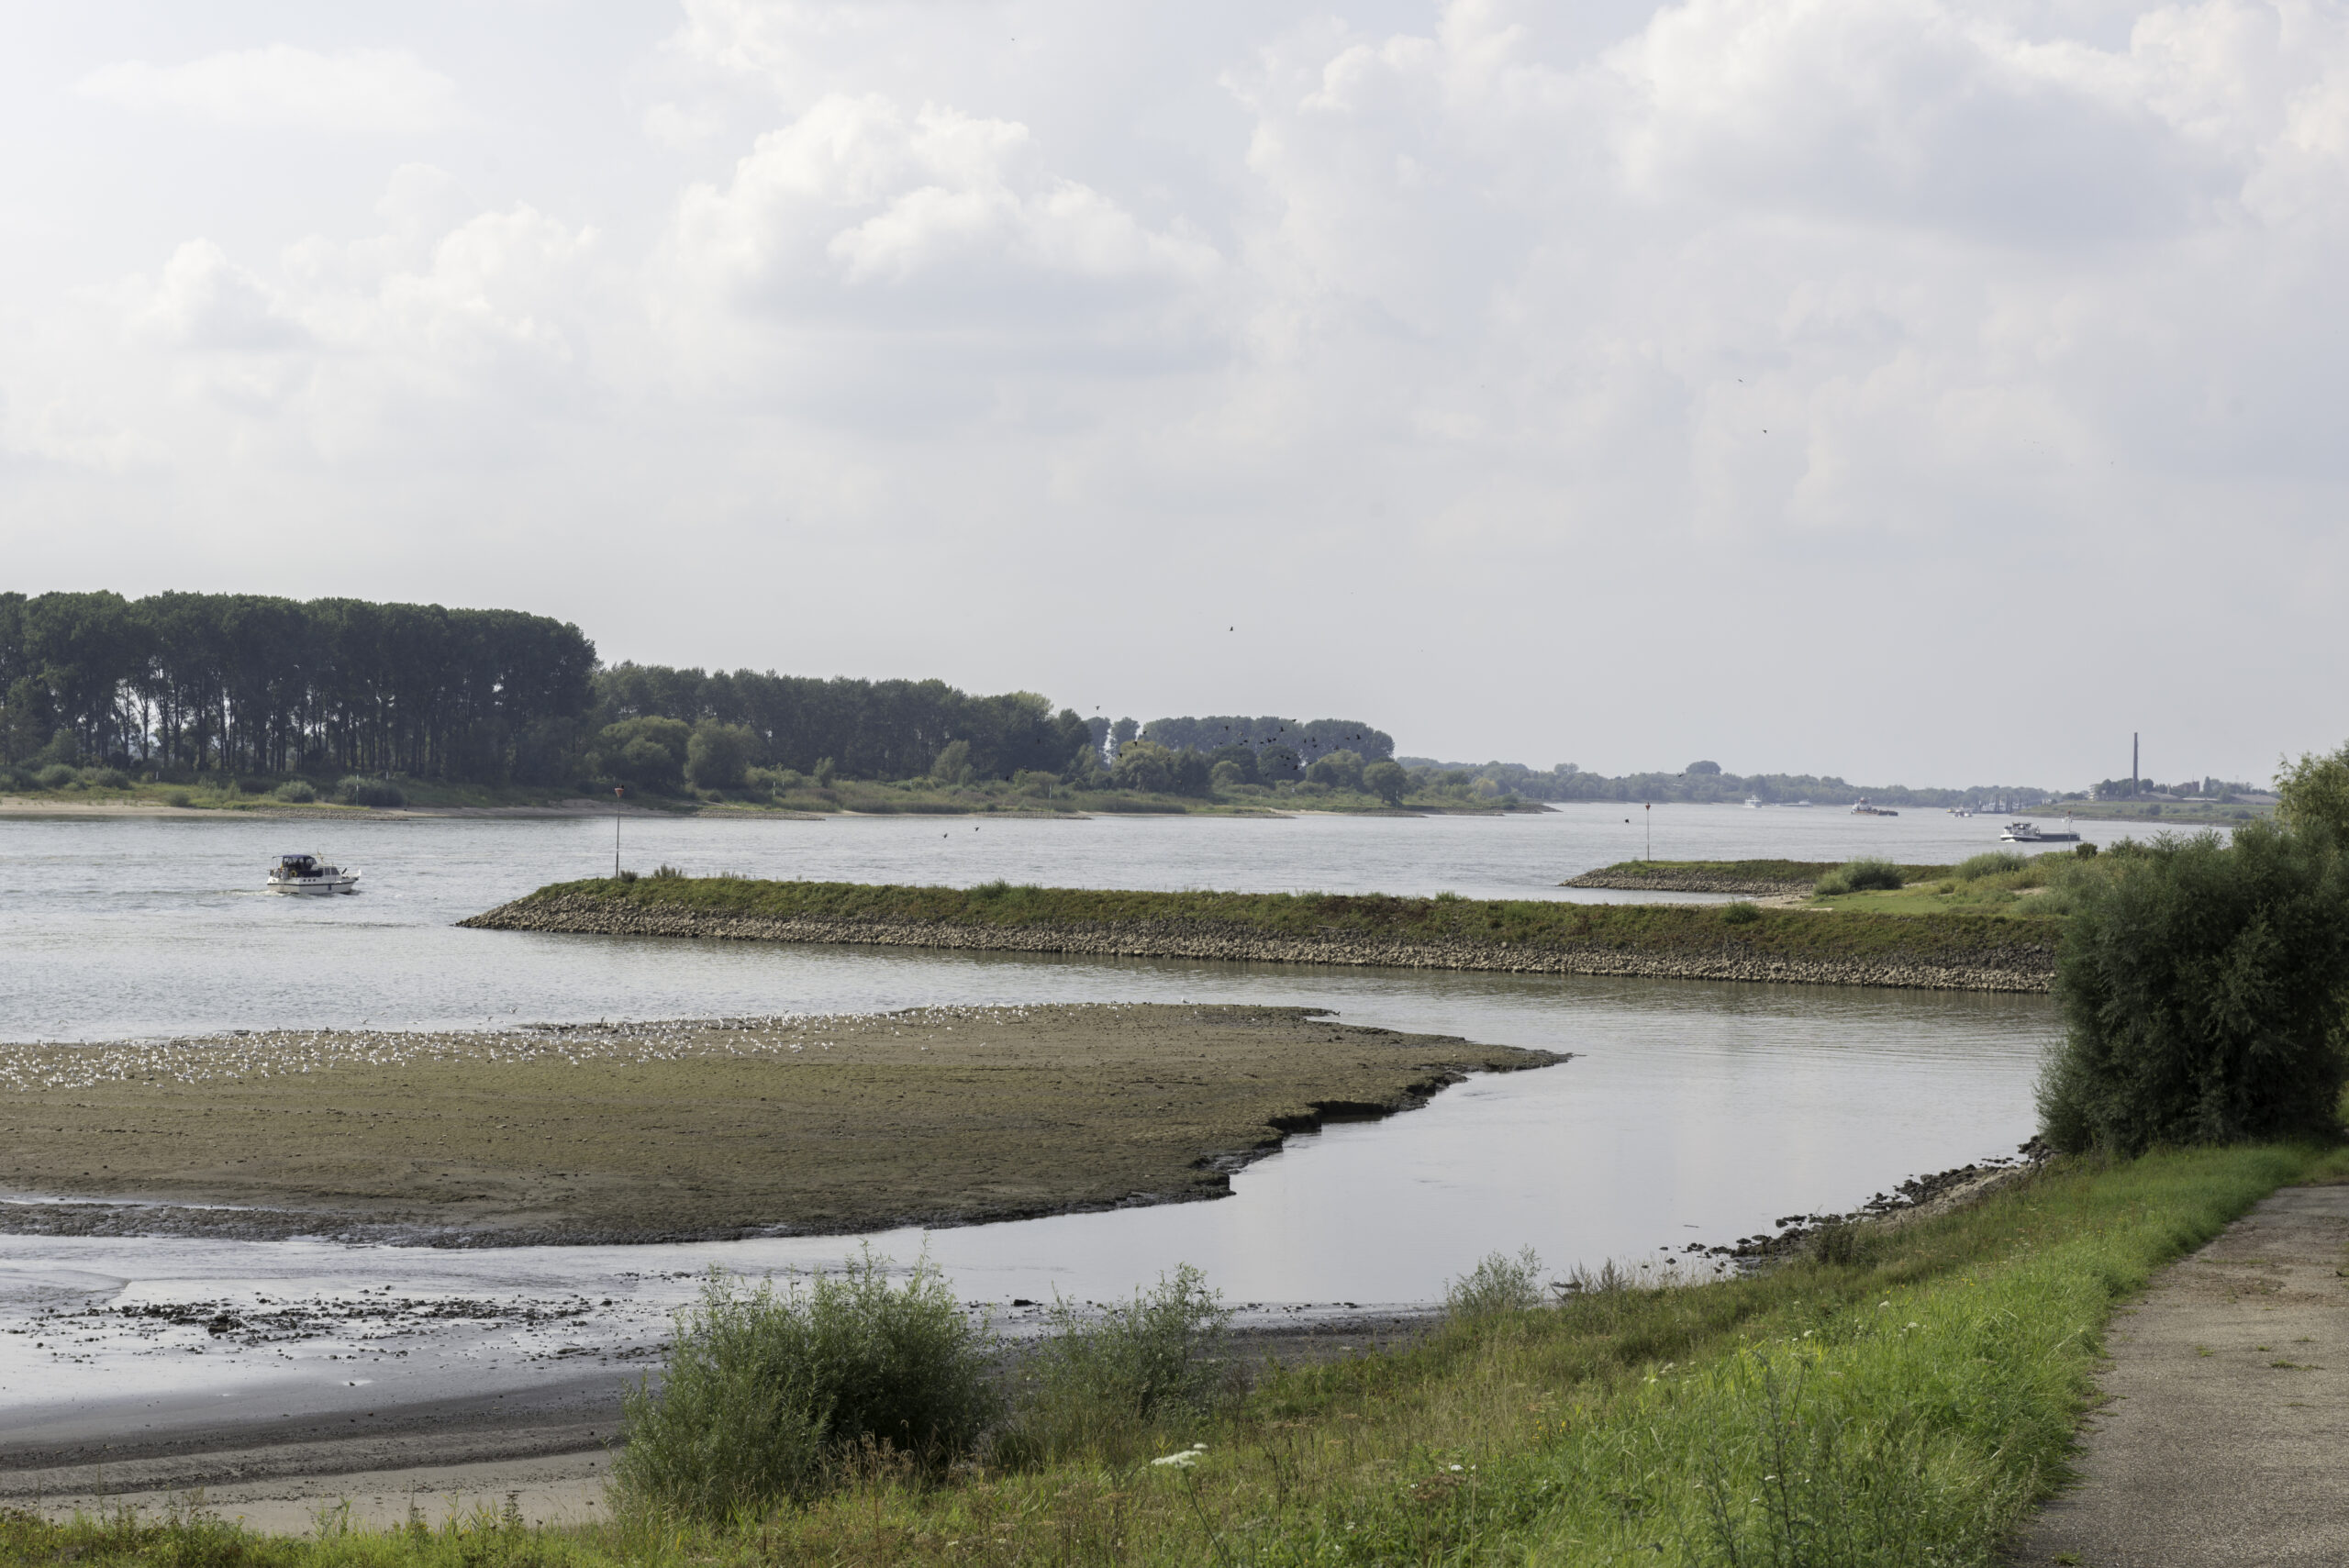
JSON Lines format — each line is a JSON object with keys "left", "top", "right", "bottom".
{"left": 614, "top": 786, "right": 624, "bottom": 877}
{"left": 1645, "top": 801, "right": 1652, "bottom": 862}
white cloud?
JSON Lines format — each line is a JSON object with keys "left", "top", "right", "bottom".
{"left": 13, "top": 1, "right": 2349, "bottom": 781}
{"left": 79, "top": 45, "right": 459, "bottom": 134}
{"left": 675, "top": 95, "right": 1221, "bottom": 301}
{"left": 128, "top": 240, "right": 309, "bottom": 353}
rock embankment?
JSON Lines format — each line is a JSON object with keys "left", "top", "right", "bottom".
{"left": 1561, "top": 870, "right": 1813, "bottom": 896}
{"left": 462, "top": 894, "right": 2054, "bottom": 993}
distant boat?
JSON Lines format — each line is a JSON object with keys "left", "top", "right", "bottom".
{"left": 1850, "top": 798, "right": 1899, "bottom": 817}
{"left": 1743, "top": 795, "right": 1762, "bottom": 809}
{"left": 1788, "top": 799, "right": 1813, "bottom": 808}
{"left": 1999, "top": 819, "right": 2082, "bottom": 844}
{"left": 267, "top": 852, "right": 361, "bottom": 895}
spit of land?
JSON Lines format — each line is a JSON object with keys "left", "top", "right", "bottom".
{"left": 0, "top": 1004, "right": 1554, "bottom": 1245}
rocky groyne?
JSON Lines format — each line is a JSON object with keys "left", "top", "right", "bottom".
{"left": 462, "top": 893, "right": 2054, "bottom": 993}
{"left": 1561, "top": 870, "right": 1814, "bottom": 896}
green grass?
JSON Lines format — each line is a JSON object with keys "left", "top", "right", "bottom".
{"left": 16, "top": 1142, "right": 2344, "bottom": 1565}
{"left": 496, "top": 876, "right": 2060, "bottom": 970}
{"left": 1581, "top": 858, "right": 1958, "bottom": 884}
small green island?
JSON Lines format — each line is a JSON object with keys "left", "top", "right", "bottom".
{"left": 463, "top": 869, "right": 2064, "bottom": 991}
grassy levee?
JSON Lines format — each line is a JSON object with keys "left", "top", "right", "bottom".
{"left": 14, "top": 1143, "right": 2343, "bottom": 1565}
{"left": 1566, "top": 858, "right": 1956, "bottom": 890}
{"left": 462, "top": 876, "right": 2056, "bottom": 989}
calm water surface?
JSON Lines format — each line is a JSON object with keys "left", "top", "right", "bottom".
{"left": 0, "top": 808, "right": 2059, "bottom": 1432}
{"left": 1, "top": 804, "right": 2106, "bottom": 1040}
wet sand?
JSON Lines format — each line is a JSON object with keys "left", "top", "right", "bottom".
{"left": 0, "top": 1004, "right": 1556, "bottom": 1244}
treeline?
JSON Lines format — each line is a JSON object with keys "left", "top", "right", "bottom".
{"left": 1394, "top": 757, "right": 2060, "bottom": 808}
{"left": 593, "top": 664, "right": 1100, "bottom": 784}
{"left": 0, "top": 590, "right": 1415, "bottom": 797}
{"left": 0, "top": 591, "right": 595, "bottom": 782}
{"left": 1139, "top": 716, "right": 1393, "bottom": 768}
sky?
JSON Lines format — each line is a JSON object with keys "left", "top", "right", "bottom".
{"left": 2, "top": 0, "right": 2343, "bottom": 788}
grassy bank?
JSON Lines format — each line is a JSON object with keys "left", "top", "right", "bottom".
{"left": 470, "top": 875, "right": 2059, "bottom": 979}
{"left": 17, "top": 1142, "right": 2343, "bottom": 1565}
{"left": 1568, "top": 858, "right": 1957, "bottom": 888}
{"left": 0, "top": 769, "right": 1542, "bottom": 818}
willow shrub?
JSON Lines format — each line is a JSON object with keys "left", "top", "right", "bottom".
{"left": 612, "top": 1251, "right": 997, "bottom": 1521}
{"left": 2039, "top": 821, "right": 2349, "bottom": 1153}
{"left": 1005, "top": 1265, "right": 1232, "bottom": 1468}
{"left": 1815, "top": 857, "right": 1903, "bottom": 896}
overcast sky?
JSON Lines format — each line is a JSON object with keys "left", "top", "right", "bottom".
{"left": 3, "top": 1, "right": 2343, "bottom": 786}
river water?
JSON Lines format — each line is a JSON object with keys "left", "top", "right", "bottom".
{"left": 0, "top": 805, "right": 2069, "bottom": 1437}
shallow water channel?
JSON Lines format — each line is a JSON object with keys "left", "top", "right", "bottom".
{"left": 0, "top": 810, "right": 2058, "bottom": 1440}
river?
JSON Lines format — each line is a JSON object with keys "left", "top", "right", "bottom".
{"left": 0, "top": 805, "right": 2065, "bottom": 1438}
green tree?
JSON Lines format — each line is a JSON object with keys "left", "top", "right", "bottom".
{"left": 1307, "top": 749, "right": 1365, "bottom": 793}
{"left": 1111, "top": 739, "right": 1175, "bottom": 793}
{"left": 597, "top": 717, "right": 692, "bottom": 791}
{"left": 1364, "top": 759, "right": 1408, "bottom": 806}
{"left": 2277, "top": 742, "right": 2349, "bottom": 840}
{"left": 2039, "top": 822, "right": 2349, "bottom": 1153}
{"left": 930, "top": 738, "right": 973, "bottom": 785}
{"left": 686, "top": 722, "right": 753, "bottom": 791}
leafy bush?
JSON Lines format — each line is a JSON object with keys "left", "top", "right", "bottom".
{"left": 1954, "top": 851, "right": 2029, "bottom": 882}
{"left": 614, "top": 1252, "right": 996, "bottom": 1520}
{"left": 2039, "top": 822, "right": 2349, "bottom": 1153}
{"left": 88, "top": 767, "right": 131, "bottom": 790}
{"left": 650, "top": 863, "right": 685, "bottom": 880}
{"left": 273, "top": 780, "right": 317, "bottom": 803}
{"left": 337, "top": 776, "right": 406, "bottom": 808}
{"left": 1839, "top": 857, "right": 1904, "bottom": 892}
{"left": 1444, "top": 1247, "right": 1548, "bottom": 1318}
{"left": 1812, "top": 871, "right": 1851, "bottom": 895}
{"left": 1720, "top": 900, "right": 1762, "bottom": 925}
{"left": 162, "top": 789, "right": 192, "bottom": 808}
{"left": 2277, "top": 740, "right": 2349, "bottom": 839}
{"left": 34, "top": 763, "right": 73, "bottom": 790}
{"left": 1010, "top": 1265, "right": 1231, "bottom": 1465}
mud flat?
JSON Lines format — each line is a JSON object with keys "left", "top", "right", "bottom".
{"left": 462, "top": 878, "right": 2055, "bottom": 993}
{"left": 0, "top": 1004, "right": 1553, "bottom": 1245}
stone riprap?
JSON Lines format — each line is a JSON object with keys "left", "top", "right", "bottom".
{"left": 462, "top": 892, "right": 2054, "bottom": 993}
{"left": 1559, "top": 870, "right": 1814, "bottom": 896}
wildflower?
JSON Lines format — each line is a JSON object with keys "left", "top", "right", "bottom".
{"left": 1152, "top": 1444, "right": 1208, "bottom": 1468}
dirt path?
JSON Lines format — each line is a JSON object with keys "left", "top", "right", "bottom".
{"left": 2011, "top": 1184, "right": 2349, "bottom": 1566}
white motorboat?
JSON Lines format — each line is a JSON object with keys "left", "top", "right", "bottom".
{"left": 267, "top": 852, "right": 361, "bottom": 894}
{"left": 1743, "top": 795, "right": 1762, "bottom": 809}
{"left": 1850, "top": 798, "right": 1899, "bottom": 817}
{"left": 1999, "top": 820, "right": 2082, "bottom": 844}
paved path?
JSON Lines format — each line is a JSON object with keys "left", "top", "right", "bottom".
{"left": 2011, "top": 1184, "right": 2349, "bottom": 1566}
